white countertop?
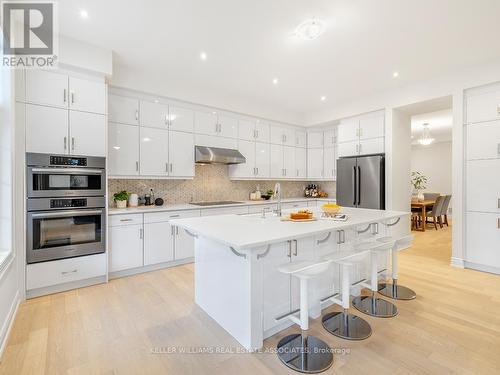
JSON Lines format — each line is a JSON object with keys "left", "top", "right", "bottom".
{"left": 108, "top": 197, "right": 335, "bottom": 215}
{"left": 171, "top": 207, "right": 409, "bottom": 250}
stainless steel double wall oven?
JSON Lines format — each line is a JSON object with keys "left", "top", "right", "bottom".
{"left": 26, "top": 153, "right": 106, "bottom": 264}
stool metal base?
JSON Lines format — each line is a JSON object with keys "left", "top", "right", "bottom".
{"left": 277, "top": 334, "right": 333, "bottom": 373}
{"left": 322, "top": 311, "right": 372, "bottom": 340}
{"left": 378, "top": 282, "right": 416, "bottom": 300}
{"left": 352, "top": 295, "right": 398, "bottom": 318}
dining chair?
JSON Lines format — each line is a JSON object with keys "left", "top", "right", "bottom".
{"left": 423, "top": 192, "right": 440, "bottom": 200}
{"left": 440, "top": 195, "right": 452, "bottom": 226}
{"left": 425, "top": 195, "right": 445, "bottom": 230}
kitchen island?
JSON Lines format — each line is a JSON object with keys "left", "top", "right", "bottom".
{"left": 172, "top": 207, "right": 410, "bottom": 350}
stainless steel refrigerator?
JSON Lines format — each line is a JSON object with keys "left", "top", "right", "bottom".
{"left": 336, "top": 154, "right": 385, "bottom": 209}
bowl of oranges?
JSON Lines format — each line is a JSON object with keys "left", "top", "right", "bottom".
{"left": 321, "top": 203, "right": 341, "bottom": 214}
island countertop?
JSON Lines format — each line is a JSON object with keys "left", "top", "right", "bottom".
{"left": 171, "top": 207, "right": 409, "bottom": 250}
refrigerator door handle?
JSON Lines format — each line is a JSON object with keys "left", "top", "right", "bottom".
{"left": 353, "top": 166, "right": 357, "bottom": 206}
{"left": 357, "top": 166, "right": 361, "bottom": 206}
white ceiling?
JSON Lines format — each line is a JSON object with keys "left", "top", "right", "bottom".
{"left": 58, "top": 0, "right": 500, "bottom": 125}
{"left": 411, "top": 109, "right": 452, "bottom": 145}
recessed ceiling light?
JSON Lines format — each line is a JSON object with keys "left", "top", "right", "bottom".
{"left": 272, "top": 78, "right": 278, "bottom": 85}
{"left": 154, "top": 99, "right": 159, "bottom": 103}
{"left": 200, "top": 52, "right": 207, "bottom": 61}
{"left": 320, "top": 96, "right": 326, "bottom": 102}
{"left": 393, "top": 71, "right": 399, "bottom": 78}
{"left": 80, "top": 9, "right": 88, "bottom": 19}
{"left": 295, "top": 18, "right": 326, "bottom": 40}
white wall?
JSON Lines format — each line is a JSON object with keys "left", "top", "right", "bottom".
{"left": 411, "top": 141, "right": 452, "bottom": 203}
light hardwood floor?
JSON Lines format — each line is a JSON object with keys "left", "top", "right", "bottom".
{"left": 2, "top": 225, "right": 500, "bottom": 375}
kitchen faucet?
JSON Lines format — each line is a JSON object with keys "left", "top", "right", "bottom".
{"left": 273, "top": 182, "right": 282, "bottom": 216}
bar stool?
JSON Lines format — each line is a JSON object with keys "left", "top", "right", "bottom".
{"left": 351, "top": 240, "right": 398, "bottom": 318}
{"left": 376, "top": 235, "right": 416, "bottom": 300}
{"left": 321, "top": 250, "right": 372, "bottom": 340}
{"left": 276, "top": 260, "right": 334, "bottom": 373}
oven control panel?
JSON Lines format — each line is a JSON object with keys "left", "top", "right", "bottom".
{"left": 50, "top": 198, "right": 88, "bottom": 209}
{"left": 50, "top": 156, "right": 87, "bottom": 166}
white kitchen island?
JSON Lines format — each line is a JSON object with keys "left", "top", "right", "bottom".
{"left": 172, "top": 207, "right": 410, "bottom": 350}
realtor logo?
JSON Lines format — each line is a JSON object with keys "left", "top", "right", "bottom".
{"left": 1, "top": 1, "right": 58, "bottom": 68}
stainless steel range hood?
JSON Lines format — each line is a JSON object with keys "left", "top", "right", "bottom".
{"left": 195, "top": 145, "right": 246, "bottom": 165}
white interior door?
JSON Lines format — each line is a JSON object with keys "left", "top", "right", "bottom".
{"left": 229, "top": 140, "right": 255, "bottom": 178}
{"left": 68, "top": 77, "right": 106, "bottom": 114}
{"left": 270, "top": 144, "right": 284, "bottom": 178}
{"left": 26, "top": 104, "right": 68, "bottom": 154}
{"left": 255, "top": 142, "right": 270, "bottom": 178}
{"left": 169, "top": 106, "right": 194, "bottom": 133}
{"left": 140, "top": 100, "right": 169, "bottom": 128}
{"left": 283, "top": 146, "right": 295, "bottom": 179}
{"left": 108, "top": 94, "right": 139, "bottom": 125}
{"left": 108, "top": 123, "right": 139, "bottom": 176}
{"left": 26, "top": 70, "right": 68, "bottom": 108}
{"left": 140, "top": 127, "right": 169, "bottom": 176}
{"left": 69, "top": 111, "right": 106, "bottom": 156}
{"left": 169, "top": 131, "right": 195, "bottom": 177}
{"left": 144, "top": 222, "right": 174, "bottom": 265}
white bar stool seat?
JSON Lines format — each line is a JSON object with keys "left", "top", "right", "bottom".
{"left": 276, "top": 259, "right": 334, "bottom": 373}
{"left": 351, "top": 240, "right": 399, "bottom": 318}
{"left": 376, "top": 235, "right": 416, "bottom": 300}
{"left": 321, "top": 249, "right": 372, "bottom": 340}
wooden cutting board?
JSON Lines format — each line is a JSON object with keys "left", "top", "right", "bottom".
{"left": 280, "top": 216, "right": 317, "bottom": 222}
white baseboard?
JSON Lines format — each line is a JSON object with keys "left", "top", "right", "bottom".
{"left": 0, "top": 290, "right": 20, "bottom": 361}
{"left": 464, "top": 261, "right": 500, "bottom": 275}
{"left": 109, "top": 257, "right": 193, "bottom": 280}
{"left": 26, "top": 276, "right": 107, "bottom": 299}
{"left": 450, "top": 257, "right": 465, "bottom": 268}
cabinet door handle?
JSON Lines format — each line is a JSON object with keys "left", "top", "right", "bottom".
{"left": 171, "top": 226, "right": 174, "bottom": 235}
{"left": 296, "top": 169, "right": 299, "bottom": 177}
{"left": 139, "top": 228, "right": 143, "bottom": 239}
{"left": 64, "top": 136, "right": 67, "bottom": 151}
{"left": 63, "top": 89, "right": 67, "bottom": 103}
{"left": 498, "top": 218, "right": 500, "bottom": 229}
{"left": 71, "top": 137, "right": 75, "bottom": 151}
{"left": 256, "top": 167, "right": 259, "bottom": 175}
{"left": 170, "top": 214, "right": 180, "bottom": 218}
{"left": 61, "top": 269, "right": 77, "bottom": 275}
{"left": 293, "top": 239, "right": 298, "bottom": 256}
{"left": 176, "top": 226, "right": 179, "bottom": 235}
{"left": 497, "top": 144, "right": 500, "bottom": 155}
{"left": 497, "top": 105, "right": 500, "bottom": 115}
{"left": 136, "top": 161, "right": 139, "bottom": 171}
{"left": 135, "top": 110, "right": 139, "bottom": 121}
{"left": 498, "top": 198, "right": 500, "bottom": 209}
{"left": 170, "top": 163, "right": 173, "bottom": 173}
{"left": 256, "top": 129, "right": 259, "bottom": 139}
{"left": 166, "top": 162, "right": 169, "bottom": 172}
{"left": 287, "top": 240, "right": 291, "bottom": 258}
{"left": 71, "top": 92, "right": 75, "bottom": 104}
{"left": 120, "top": 218, "right": 133, "bottom": 222}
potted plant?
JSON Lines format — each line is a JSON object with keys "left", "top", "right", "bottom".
{"left": 411, "top": 172, "right": 427, "bottom": 202}
{"left": 113, "top": 191, "right": 130, "bottom": 208}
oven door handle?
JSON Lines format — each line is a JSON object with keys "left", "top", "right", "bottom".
{"left": 31, "top": 209, "right": 104, "bottom": 218}
{"left": 30, "top": 168, "right": 103, "bottom": 174}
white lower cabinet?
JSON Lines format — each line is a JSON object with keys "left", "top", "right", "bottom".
{"left": 109, "top": 223, "right": 144, "bottom": 272}
{"left": 26, "top": 253, "right": 107, "bottom": 291}
{"left": 200, "top": 206, "right": 249, "bottom": 216}
{"left": 466, "top": 212, "right": 500, "bottom": 270}
{"left": 175, "top": 225, "right": 196, "bottom": 260}
{"left": 144, "top": 222, "right": 174, "bottom": 265}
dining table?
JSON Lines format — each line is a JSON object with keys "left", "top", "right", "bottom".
{"left": 411, "top": 199, "right": 435, "bottom": 232}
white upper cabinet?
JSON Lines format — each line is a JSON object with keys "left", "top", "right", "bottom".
{"left": 359, "top": 112, "right": 385, "bottom": 139}
{"left": 109, "top": 94, "right": 139, "bottom": 125}
{"left": 359, "top": 137, "right": 384, "bottom": 155}
{"left": 323, "top": 147, "right": 336, "bottom": 180}
{"left": 26, "top": 104, "right": 68, "bottom": 154}
{"left": 270, "top": 125, "right": 294, "bottom": 145}
{"left": 466, "top": 159, "right": 500, "bottom": 213}
{"left": 255, "top": 142, "right": 270, "bottom": 178}
{"left": 68, "top": 77, "right": 106, "bottom": 114}
{"left": 466, "top": 120, "right": 500, "bottom": 160}
{"left": 69, "top": 111, "right": 106, "bottom": 157}
{"left": 295, "top": 130, "right": 306, "bottom": 148}
{"left": 337, "top": 141, "right": 358, "bottom": 158}
{"left": 108, "top": 123, "right": 140, "bottom": 176}
{"left": 140, "top": 127, "right": 169, "bottom": 176}
{"left": 169, "top": 106, "right": 194, "bottom": 133}
{"left": 25, "top": 70, "right": 68, "bottom": 108}
{"left": 255, "top": 122, "right": 270, "bottom": 143}
{"left": 466, "top": 86, "right": 500, "bottom": 124}
{"left": 238, "top": 119, "right": 255, "bottom": 141}
{"left": 307, "top": 131, "right": 324, "bottom": 148}
{"left": 140, "top": 100, "right": 169, "bottom": 128}
{"left": 194, "top": 134, "right": 238, "bottom": 149}
{"left": 282, "top": 127, "right": 295, "bottom": 146}
{"left": 283, "top": 146, "right": 295, "bottom": 179}
{"left": 169, "top": 131, "right": 195, "bottom": 177}
{"left": 295, "top": 147, "right": 307, "bottom": 179}
{"left": 229, "top": 140, "right": 256, "bottom": 178}
{"left": 194, "top": 110, "right": 218, "bottom": 136}
{"left": 324, "top": 129, "right": 336, "bottom": 148}
{"left": 307, "top": 148, "right": 324, "bottom": 179}
{"left": 218, "top": 114, "right": 239, "bottom": 138}
{"left": 270, "top": 144, "right": 284, "bottom": 178}
{"left": 338, "top": 118, "right": 359, "bottom": 143}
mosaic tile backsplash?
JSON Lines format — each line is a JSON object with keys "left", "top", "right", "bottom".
{"left": 108, "top": 164, "right": 336, "bottom": 206}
